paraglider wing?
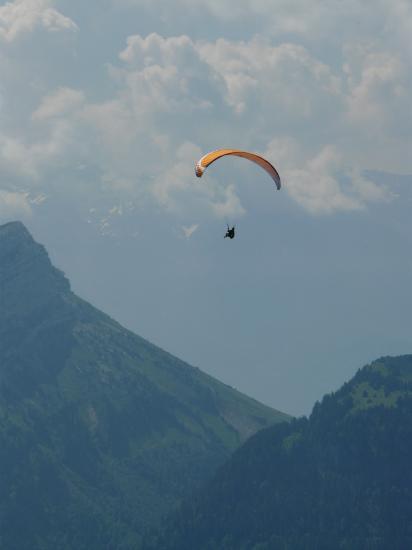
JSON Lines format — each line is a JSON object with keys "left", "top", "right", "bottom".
{"left": 195, "top": 149, "right": 281, "bottom": 190}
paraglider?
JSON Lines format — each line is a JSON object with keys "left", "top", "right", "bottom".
{"left": 194, "top": 149, "right": 281, "bottom": 240}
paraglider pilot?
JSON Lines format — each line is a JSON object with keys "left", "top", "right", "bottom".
{"left": 224, "top": 225, "right": 235, "bottom": 239}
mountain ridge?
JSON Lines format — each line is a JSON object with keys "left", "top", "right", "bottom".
{"left": 146, "top": 354, "right": 412, "bottom": 550}
{"left": 0, "top": 221, "right": 289, "bottom": 549}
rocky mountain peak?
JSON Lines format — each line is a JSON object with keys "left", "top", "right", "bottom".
{"left": 0, "top": 221, "right": 70, "bottom": 320}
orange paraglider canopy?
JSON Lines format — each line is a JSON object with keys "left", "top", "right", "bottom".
{"left": 195, "top": 149, "right": 281, "bottom": 190}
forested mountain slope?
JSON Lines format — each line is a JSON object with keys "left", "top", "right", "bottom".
{"left": 0, "top": 221, "right": 289, "bottom": 550}
{"left": 147, "top": 355, "right": 412, "bottom": 550}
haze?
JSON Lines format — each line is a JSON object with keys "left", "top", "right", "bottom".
{"left": 0, "top": 0, "right": 411, "bottom": 415}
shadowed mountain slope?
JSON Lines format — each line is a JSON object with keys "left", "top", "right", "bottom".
{"left": 147, "top": 355, "right": 412, "bottom": 550}
{"left": 0, "top": 221, "right": 289, "bottom": 550}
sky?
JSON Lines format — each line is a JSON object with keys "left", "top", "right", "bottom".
{"left": 0, "top": 0, "right": 411, "bottom": 416}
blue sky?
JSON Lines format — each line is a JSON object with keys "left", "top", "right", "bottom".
{"left": 0, "top": 0, "right": 411, "bottom": 415}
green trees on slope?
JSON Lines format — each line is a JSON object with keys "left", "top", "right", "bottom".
{"left": 146, "top": 356, "right": 412, "bottom": 550}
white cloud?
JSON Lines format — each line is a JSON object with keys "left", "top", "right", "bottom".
{"left": 117, "top": 33, "right": 218, "bottom": 116}
{"left": 0, "top": 86, "right": 87, "bottom": 182}
{"left": 344, "top": 44, "right": 410, "bottom": 135}
{"left": 181, "top": 223, "right": 199, "bottom": 238}
{"left": 198, "top": 39, "right": 342, "bottom": 124}
{"left": 285, "top": 149, "right": 363, "bottom": 214}
{"left": 0, "top": 118, "right": 75, "bottom": 178}
{"left": 0, "top": 190, "right": 31, "bottom": 221}
{"left": 349, "top": 170, "right": 391, "bottom": 203}
{"left": 267, "top": 139, "right": 390, "bottom": 214}
{"left": 211, "top": 183, "right": 245, "bottom": 219}
{"left": 151, "top": 142, "right": 202, "bottom": 209}
{"left": 0, "top": 0, "right": 77, "bottom": 42}
{"left": 32, "top": 87, "right": 85, "bottom": 121}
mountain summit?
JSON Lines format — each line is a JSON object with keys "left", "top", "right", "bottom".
{"left": 0, "top": 221, "right": 69, "bottom": 316}
{"left": 0, "top": 222, "right": 289, "bottom": 550}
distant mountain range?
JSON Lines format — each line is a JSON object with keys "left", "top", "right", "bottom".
{"left": 0, "top": 221, "right": 288, "bottom": 550}
{"left": 147, "top": 355, "right": 412, "bottom": 550}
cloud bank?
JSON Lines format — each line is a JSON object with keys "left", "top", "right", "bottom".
{"left": 0, "top": 0, "right": 410, "bottom": 222}
{"left": 0, "top": 0, "right": 77, "bottom": 42}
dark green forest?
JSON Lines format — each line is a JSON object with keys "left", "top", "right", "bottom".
{"left": 145, "top": 355, "right": 412, "bottom": 550}
{"left": 0, "top": 221, "right": 287, "bottom": 549}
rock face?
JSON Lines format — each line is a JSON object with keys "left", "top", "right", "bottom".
{"left": 0, "top": 221, "right": 289, "bottom": 550}
{"left": 149, "top": 355, "right": 412, "bottom": 550}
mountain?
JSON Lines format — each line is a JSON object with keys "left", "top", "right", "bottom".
{"left": 0, "top": 221, "right": 289, "bottom": 550}
{"left": 147, "top": 355, "right": 412, "bottom": 550}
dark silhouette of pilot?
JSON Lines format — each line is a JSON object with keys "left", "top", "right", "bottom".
{"left": 224, "top": 225, "right": 235, "bottom": 239}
